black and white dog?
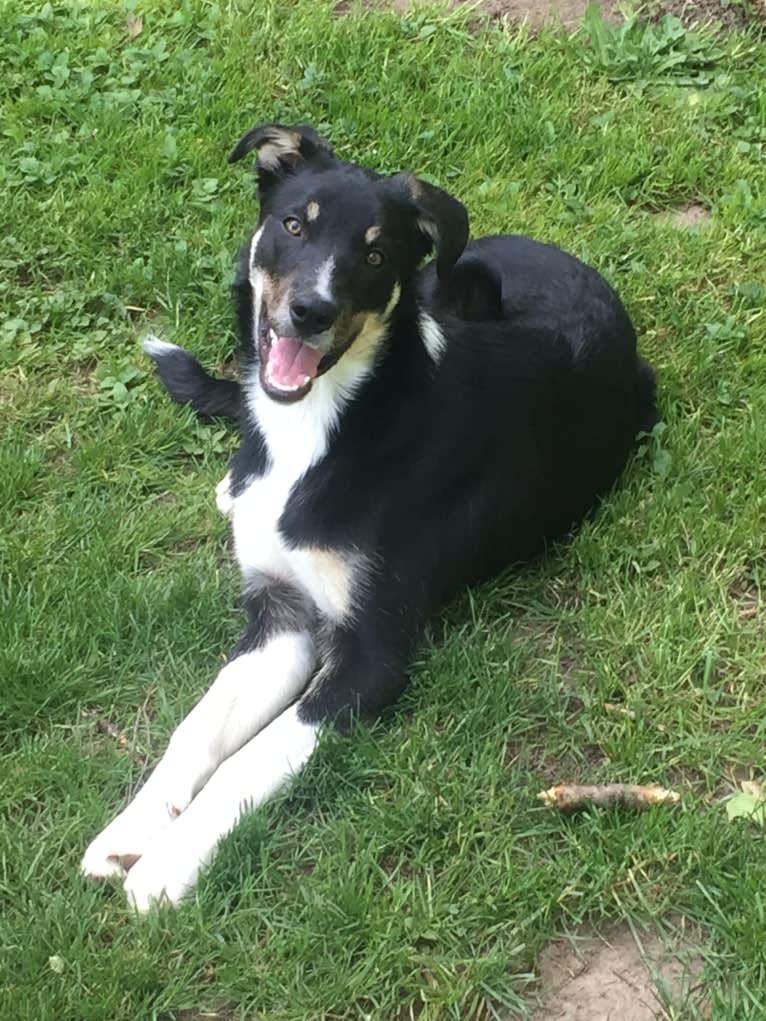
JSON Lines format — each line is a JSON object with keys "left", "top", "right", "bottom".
{"left": 82, "top": 124, "right": 657, "bottom": 910}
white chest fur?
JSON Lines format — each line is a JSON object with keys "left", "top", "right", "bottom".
{"left": 225, "top": 242, "right": 393, "bottom": 622}
{"left": 230, "top": 469, "right": 361, "bottom": 623}
{"left": 225, "top": 366, "right": 372, "bottom": 623}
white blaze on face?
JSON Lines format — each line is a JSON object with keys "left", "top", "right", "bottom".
{"left": 248, "top": 225, "right": 264, "bottom": 282}
{"left": 248, "top": 225, "right": 265, "bottom": 345}
{"left": 315, "top": 255, "right": 335, "bottom": 303}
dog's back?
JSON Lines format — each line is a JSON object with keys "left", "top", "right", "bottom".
{"left": 426, "top": 233, "right": 656, "bottom": 429}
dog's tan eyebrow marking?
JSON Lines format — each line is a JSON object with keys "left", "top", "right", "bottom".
{"left": 306, "top": 201, "right": 320, "bottom": 222}
{"left": 365, "top": 225, "right": 382, "bottom": 244}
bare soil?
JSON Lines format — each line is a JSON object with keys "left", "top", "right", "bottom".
{"left": 522, "top": 922, "right": 706, "bottom": 1016}
{"left": 653, "top": 202, "right": 712, "bottom": 227}
{"left": 465, "top": 0, "right": 623, "bottom": 29}
{"left": 335, "top": 0, "right": 764, "bottom": 31}
{"left": 525, "top": 921, "right": 710, "bottom": 1020}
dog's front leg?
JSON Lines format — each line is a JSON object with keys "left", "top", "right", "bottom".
{"left": 82, "top": 586, "right": 314, "bottom": 881}
{"left": 123, "top": 699, "right": 319, "bottom": 910}
{"left": 122, "top": 612, "right": 418, "bottom": 910}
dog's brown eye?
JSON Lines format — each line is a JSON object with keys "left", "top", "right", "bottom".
{"left": 283, "top": 217, "right": 302, "bottom": 236}
{"left": 367, "top": 250, "right": 384, "bottom": 267}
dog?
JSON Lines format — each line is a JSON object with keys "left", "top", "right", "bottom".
{"left": 81, "top": 124, "right": 657, "bottom": 910}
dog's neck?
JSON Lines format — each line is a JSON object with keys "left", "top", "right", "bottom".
{"left": 245, "top": 340, "right": 378, "bottom": 478}
{"left": 243, "top": 282, "right": 441, "bottom": 483}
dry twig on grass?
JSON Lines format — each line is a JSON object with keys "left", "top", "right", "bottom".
{"left": 538, "top": 783, "right": 680, "bottom": 811}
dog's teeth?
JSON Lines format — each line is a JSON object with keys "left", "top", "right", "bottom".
{"left": 264, "top": 367, "right": 302, "bottom": 393}
{"left": 269, "top": 328, "right": 277, "bottom": 344}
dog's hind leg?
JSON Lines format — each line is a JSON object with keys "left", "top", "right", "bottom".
{"left": 81, "top": 583, "right": 314, "bottom": 882}
{"left": 636, "top": 356, "right": 659, "bottom": 436}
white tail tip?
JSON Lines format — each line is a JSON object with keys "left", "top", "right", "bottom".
{"left": 143, "top": 335, "right": 182, "bottom": 358}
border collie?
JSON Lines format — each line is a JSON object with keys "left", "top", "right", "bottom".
{"left": 81, "top": 124, "right": 657, "bottom": 910}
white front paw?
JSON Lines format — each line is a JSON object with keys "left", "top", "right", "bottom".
{"left": 123, "top": 838, "right": 204, "bottom": 911}
{"left": 81, "top": 828, "right": 133, "bottom": 880}
{"left": 81, "top": 800, "right": 176, "bottom": 881}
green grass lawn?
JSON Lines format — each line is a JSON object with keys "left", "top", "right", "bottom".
{"left": 2, "top": 1, "right": 766, "bottom": 1018}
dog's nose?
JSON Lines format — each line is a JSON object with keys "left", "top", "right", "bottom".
{"left": 289, "top": 297, "right": 338, "bottom": 334}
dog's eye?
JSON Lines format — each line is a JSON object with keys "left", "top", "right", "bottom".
{"left": 366, "top": 250, "right": 385, "bottom": 267}
{"left": 283, "top": 217, "right": 303, "bottom": 236}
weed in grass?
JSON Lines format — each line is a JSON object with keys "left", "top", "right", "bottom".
{"left": 579, "top": 4, "right": 726, "bottom": 88}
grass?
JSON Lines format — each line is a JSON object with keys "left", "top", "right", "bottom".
{"left": 1, "top": 1, "right": 766, "bottom": 1017}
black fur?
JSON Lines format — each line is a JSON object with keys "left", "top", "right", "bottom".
{"left": 232, "top": 579, "right": 314, "bottom": 657}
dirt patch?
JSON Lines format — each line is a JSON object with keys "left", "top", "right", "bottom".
{"left": 653, "top": 203, "right": 712, "bottom": 228}
{"left": 335, "top": 0, "right": 763, "bottom": 30}
{"left": 466, "top": 0, "right": 622, "bottom": 30}
{"left": 526, "top": 921, "right": 710, "bottom": 1020}
{"left": 643, "top": 0, "right": 757, "bottom": 31}
{"left": 334, "top": 0, "right": 622, "bottom": 27}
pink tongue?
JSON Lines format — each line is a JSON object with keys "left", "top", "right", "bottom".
{"left": 267, "top": 336, "right": 323, "bottom": 388}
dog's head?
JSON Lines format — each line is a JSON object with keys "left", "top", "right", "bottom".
{"left": 229, "top": 123, "right": 469, "bottom": 403}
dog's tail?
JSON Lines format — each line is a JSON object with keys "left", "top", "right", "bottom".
{"left": 636, "top": 355, "right": 659, "bottom": 436}
{"left": 144, "top": 337, "right": 241, "bottom": 420}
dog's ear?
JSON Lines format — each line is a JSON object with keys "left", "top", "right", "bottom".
{"left": 390, "top": 173, "right": 469, "bottom": 280}
{"left": 227, "top": 123, "right": 334, "bottom": 177}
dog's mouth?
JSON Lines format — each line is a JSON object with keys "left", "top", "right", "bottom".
{"left": 258, "top": 318, "right": 326, "bottom": 403}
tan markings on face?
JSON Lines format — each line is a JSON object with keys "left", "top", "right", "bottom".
{"left": 364, "top": 225, "right": 381, "bottom": 244}
{"left": 382, "top": 282, "right": 402, "bottom": 320}
{"left": 347, "top": 312, "right": 388, "bottom": 363}
{"left": 261, "top": 271, "right": 296, "bottom": 320}
{"left": 306, "top": 201, "right": 320, "bottom": 222}
{"left": 330, "top": 283, "right": 402, "bottom": 365}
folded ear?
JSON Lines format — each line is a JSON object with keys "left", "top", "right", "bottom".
{"left": 390, "top": 173, "right": 469, "bottom": 280}
{"left": 227, "top": 123, "right": 334, "bottom": 175}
